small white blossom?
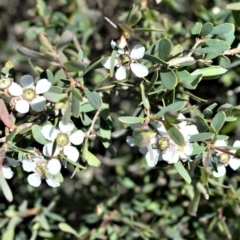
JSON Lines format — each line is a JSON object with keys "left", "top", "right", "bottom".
{"left": 22, "top": 155, "right": 61, "bottom": 187}
{"left": 41, "top": 120, "right": 84, "bottom": 162}
{"left": 213, "top": 140, "right": 240, "bottom": 178}
{"left": 101, "top": 44, "right": 148, "bottom": 80}
{"left": 8, "top": 75, "right": 51, "bottom": 113}
{"left": 127, "top": 115, "right": 199, "bottom": 167}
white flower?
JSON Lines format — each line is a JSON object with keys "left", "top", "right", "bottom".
{"left": 8, "top": 75, "right": 51, "bottom": 113}
{"left": 22, "top": 155, "right": 61, "bottom": 187}
{"left": 213, "top": 140, "right": 240, "bottom": 178}
{"left": 145, "top": 118, "right": 198, "bottom": 167}
{"left": 2, "top": 156, "right": 20, "bottom": 179}
{"left": 41, "top": 120, "right": 84, "bottom": 162}
{"left": 101, "top": 44, "right": 148, "bottom": 80}
{"left": 126, "top": 115, "right": 198, "bottom": 167}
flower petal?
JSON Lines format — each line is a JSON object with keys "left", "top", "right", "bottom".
{"left": 101, "top": 57, "right": 111, "bottom": 69}
{"left": 46, "top": 178, "right": 60, "bottom": 187}
{"left": 145, "top": 149, "right": 159, "bottom": 167}
{"left": 43, "top": 143, "right": 59, "bottom": 157}
{"left": 22, "top": 159, "right": 35, "bottom": 172}
{"left": 213, "top": 164, "right": 226, "bottom": 178}
{"left": 20, "top": 75, "right": 34, "bottom": 88}
{"left": 15, "top": 100, "right": 30, "bottom": 113}
{"left": 130, "top": 44, "right": 145, "bottom": 59}
{"left": 36, "top": 78, "right": 51, "bottom": 94}
{"left": 130, "top": 63, "right": 148, "bottom": 78}
{"left": 27, "top": 173, "right": 42, "bottom": 187}
{"left": 70, "top": 130, "right": 84, "bottom": 145}
{"left": 115, "top": 66, "right": 127, "bottom": 80}
{"left": 233, "top": 140, "right": 240, "bottom": 147}
{"left": 2, "top": 165, "right": 13, "bottom": 179}
{"left": 183, "top": 142, "right": 193, "bottom": 156}
{"left": 41, "top": 125, "right": 58, "bottom": 141}
{"left": 8, "top": 83, "right": 23, "bottom": 96}
{"left": 63, "top": 145, "right": 79, "bottom": 162}
{"left": 47, "top": 159, "right": 61, "bottom": 175}
{"left": 59, "top": 120, "right": 75, "bottom": 133}
{"left": 30, "top": 96, "right": 46, "bottom": 112}
{"left": 229, "top": 157, "right": 240, "bottom": 170}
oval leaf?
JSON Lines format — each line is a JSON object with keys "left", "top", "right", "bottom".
{"left": 174, "top": 161, "right": 191, "bottom": 184}
{"left": 84, "top": 89, "right": 102, "bottom": 110}
{"left": 190, "top": 132, "right": 215, "bottom": 142}
{"left": 212, "top": 111, "right": 226, "bottom": 133}
{"left": 56, "top": 30, "right": 73, "bottom": 54}
{"left": 118, "top": 116, "right": 144, "bottom": 124}
{"left": 160, "top": 69, "right": 178, "bottom": 90}
{"left": 58, "top": 223, "right": 78, "bottom": 237}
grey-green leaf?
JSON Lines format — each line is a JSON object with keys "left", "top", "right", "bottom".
{"left": 174, "top": 161, "right": 191, "bottom": 184}
{"left": 190, "top": 132, "right": 215, "bottom": 142}
{"left": 160, "top": 69, "right": 178, "bottom": 90}
{"left": 84, "top": 89, "right": 102, "bottom": 110}
{"left": 211, "top": 111, "right": 226, "bottom": 133}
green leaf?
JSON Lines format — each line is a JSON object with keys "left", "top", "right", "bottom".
{"left": 156, "top": 101, "right": 186, "bottom": 117}
{"left": 110, "top": 50, "right": 117, "bottom": 77}
{"left": 158, "top": 38, "right": 172, "bottom": 60}
{"left": 17, "top": 47, "right": 55, "bottom": 61}
{"left": 72, "top": 92, "right": 81, "bottom": 118}
{"left": 191, "top": 22, "right": 202, "bottom": 35}
{"left": 202, "top": 39, "right": 230, "bottom": 60}
{"left": 194, "top": 116, "right": 209, "bottom": 132}
{"left": 140, "top": 83, "right": 149, "bottom": 109}
{"left": 62, "top": 101, "right": 71, "bottom": 124}
{"left": 0, "top": 171, "right": 13, "bottom": 202}
{"left": 227, "top": 3, "right": 240, "bottom": 10}
{"left": 170, "top": 44, "right": 183, "bottom": 57}
{"left": 176, "top": 70, "right": 201, "bottom": 89}
{"left": 118, "top": 116, "right": 144, "bottom": 124}
{"left": 203, "top": 103, "right": 218, "bottom": 118}
{"left": 84, "top": 89, "right": 102, "bottom": 110}
{"left": 219, "top": 56, "right": 231, "bottom": 68}
{"left": 164, "top": 122, "right": 185, "bottom": 146}
{"left": 160, "top": 69, "right": 178, "bottom": 90}
{"left": 126, "top": 5, "right": 142, "bottom": 26}
{"left": 211, "top": 111, "right": 226, "bottom": 133}
{"left": 43, "top": 92, "right": 67, "bottom": 103}
{"left": 147, "top": 71, "right": 158, "bottom": 92}
{"left": 211, "top": 23, "right": 234, "bottom": 35}
{"left": 55, "top": 30, "right": 73, "bottom": 54}
{"left": 188, "top": 188, "right": 200, "bottom": 216}
{"left": 174, "top": 161, "right": 191, "bottom": 184}
{"left": 143, "top": 53, "right": 167, "bottom": 64}
{"left": 72, "top": 87, "right": 82, "bottom": 102}
{"left": 83, "top": 149, "right": 101, "bottom": 167}
{"left": 63, "top": 61, "right": 87, "bottom": 72}
{"left": 58, "top": 223, "right": 78, "bottom": 237}
{"left": 32, "top": 125, "right": 49, "bottom": 145}
{"left": 200, "top": 22, "right": 213, "bottom": 36}
{"left": 191, "top": 66, "right": 227, "bottom": 79}
{"left": 190, "top": 132, "right": 215, "bottom": 142}
{"left": 133, "top": 28, "right": 164, "bottom": 32}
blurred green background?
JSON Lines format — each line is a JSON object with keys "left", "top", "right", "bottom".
{"left": 1, "top": 0, "right": 240, "bottom": 239}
